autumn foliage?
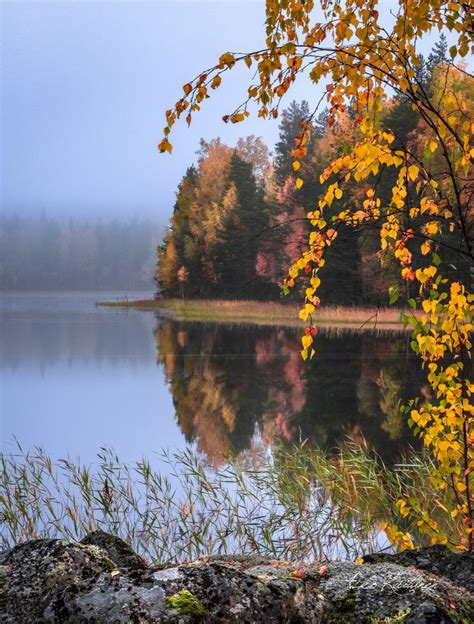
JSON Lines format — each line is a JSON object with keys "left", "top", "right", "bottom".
{"left": 160, "top": 1, "right": 473, "bottom": 551}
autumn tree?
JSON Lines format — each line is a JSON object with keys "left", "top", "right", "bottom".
{"left": 159, "top": 0, "right": 473, "bottom": 550}
{"left": 157, "top": 137, "right": 272, "bottom": 298}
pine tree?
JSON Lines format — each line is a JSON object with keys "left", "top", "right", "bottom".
{"left": 274, "top": 101, "right": 311, "bottom": 185}
{"left": 215, "top": 153, "right": 261, "bottom": 297}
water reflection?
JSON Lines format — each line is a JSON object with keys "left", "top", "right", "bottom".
{"left": 1, "top": 293, "right": 180, "bottom": 464}
{"left": 1, "top": 294, "right": 427, "bottom": 560}
{"left": 156, "top": 321, "right": 424, "bottom": 464}
{"left": 1, "top": 293, "right": 424, "bottom": 465}
{"left": 1, "top": 292, "right": 156, "bottom": 369}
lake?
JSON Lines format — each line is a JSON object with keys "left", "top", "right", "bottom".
{"left": 1, "top": 292, "right": 423, "bottom": 465}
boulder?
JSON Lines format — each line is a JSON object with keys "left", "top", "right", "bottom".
{"left": 80, "top": 529, "right": 148, "bottom": 570}
{"left": 1, "top": 533, "right": 473, "bottom": 623}
{"left": 362, "top": 544, "right": 474, "bottom": 594}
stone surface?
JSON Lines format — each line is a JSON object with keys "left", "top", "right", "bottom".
{"left": 363, "top": 544, "right": 474, "bottom": 594}
{"left": 1, "top": 533, "right": 473, "bottom": 623}
{"left": 80, "top": 529, "right": 148, "bottom": 570}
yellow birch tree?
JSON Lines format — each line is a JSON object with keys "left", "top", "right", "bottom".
{"left": 159, "top": 0, "right": 473, "bottom": 551}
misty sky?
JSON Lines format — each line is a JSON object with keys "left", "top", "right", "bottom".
{"left": 1, "top": 0, "right": 311, "bottom": 223}
{"left": 1, "top": 1, "right": 448, "bottom": 224}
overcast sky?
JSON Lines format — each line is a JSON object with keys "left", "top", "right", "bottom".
{"left": 1, "top": 1, "right": 314, "bottom": 223}
{"left": 1, "top": 1, "right": 448, "bottom": 224}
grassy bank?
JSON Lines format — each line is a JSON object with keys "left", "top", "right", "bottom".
{"left": 97, "top": 297, "right": 412, "bottom": 329}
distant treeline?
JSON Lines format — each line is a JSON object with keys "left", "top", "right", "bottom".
{"left": 0, "top": 215, "right": 163, "bottom": 290}
{"left": 156, "top": 37, "right": 464, "bottom": 305}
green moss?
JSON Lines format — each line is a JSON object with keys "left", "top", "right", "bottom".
{"left": 368, "top": 607, "right": 411, "bottom": 623}
{"left": 76, "top": 543, "right": 116, "bottom": 570}
{"left": 445, "top": 602, "right": 474, "bottom": 624}
{"left": 327, "top": 587, "right": 358, "bottom": 623}
{"left": 342, "top": 587, "right": 357, "bottom": 610}
{"left": 165, "top": 589, "right": 208, "bottom": 618}
{"left": 45, "top": 561, "right": 67, "bottom": 590}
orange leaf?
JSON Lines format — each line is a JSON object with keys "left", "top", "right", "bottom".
{"left": 158, "top": 138, "right": 173, "bottom": 154}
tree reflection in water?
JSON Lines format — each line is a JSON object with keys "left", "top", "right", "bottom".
{"left": 155, "top": 321, "right": 424, "bottom": 465}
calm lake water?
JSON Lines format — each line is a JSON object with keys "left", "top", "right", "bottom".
{"left": 1, "top": 292, "right": 424, "bottom": 465}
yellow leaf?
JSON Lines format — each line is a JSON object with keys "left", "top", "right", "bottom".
{"left": 299, "top": 309, "right": 309, "bottom": 321}
{"left": 302, "top": 335, "right": 312, "bottom": 349}
{"left": 399, "top": 77, "right": 409, "bottom": 92}
{"left": 295, "top": 177, "right": 304, "bottom": 189}
{"left": 408, "top": 165, "right": 419, "bottom": 181}
{"left": 293, "top": 160, "right": 301, "bottom": 171}
{"left": 425, "top": 222, "right": 438, "bottom": 236}
{"left": 219, "top": 52, "right": 236, "bottom": 67}
{"left": 421, "top": 241, "right": 431, "bottom": 255}
{"left": 211, "top": 75, "right": 222, "bottom": 89}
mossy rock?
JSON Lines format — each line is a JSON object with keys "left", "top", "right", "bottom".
{"left": 165, "top": 589, "right": 209, "bottom": 618}
{"left": 1, "top": 539, "right": 474, "bottom": 623}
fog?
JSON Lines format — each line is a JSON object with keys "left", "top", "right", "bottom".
{"left": 1, "top": 1, "right": 286, "bottom": 222}
{"left": 0, "top": 214, "right": 163, "bottom": 291}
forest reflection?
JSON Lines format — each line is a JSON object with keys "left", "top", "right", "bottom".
{"left": 156, "top": 321, "right": 425, "bottom": 464}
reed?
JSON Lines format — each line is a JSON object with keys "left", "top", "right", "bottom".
{"left": 0, "top": 442, "right": 450, "bottom": 564}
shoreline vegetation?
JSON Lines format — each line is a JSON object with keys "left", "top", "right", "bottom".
{"left": 96, "top": 297, "right": 414, "bottom": 330}
{"left": 0, "top": 444, "right": 428, "bottom": 562}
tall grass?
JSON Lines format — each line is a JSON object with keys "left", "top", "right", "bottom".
{"left": 0, "top": 442, "right": 449, "bottom": 564}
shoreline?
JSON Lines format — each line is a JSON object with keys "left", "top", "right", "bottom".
{"left": 96, "top": 297, "right": 412, "bottom": 330}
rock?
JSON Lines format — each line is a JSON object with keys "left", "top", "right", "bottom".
{"left": 362, "top": 544, "right": 474, "bottom": 593}
{"left": 0, "top": 538, "right": 115, "bottom": 623}
{"left": 1, "top": 536, "right": 473, "bottom": 623}
{"left": 80, "top": 529, "right": 148, "bottom": 570}
{"left": 313, "top": 560, "right": 472, "bottom": 623}
{"left": 41, "top": 559, "right": 327, "bottom": 623}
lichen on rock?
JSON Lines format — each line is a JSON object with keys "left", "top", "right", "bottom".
{"left": 1, "top": 533, "right": 473, "bottom": 623}
{"left": 80, "top": 529, "right": 148, "bottom": 570}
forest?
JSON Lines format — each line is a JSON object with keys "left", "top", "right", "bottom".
{"left": 0, "top": 214, "right": 162, "bottom": 290}
{"left": 156, "top": 36, "right": 470, "bottom": 306}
